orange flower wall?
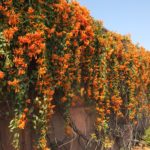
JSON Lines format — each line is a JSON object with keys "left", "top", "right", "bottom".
{"left": 0, "top": 0, "right": 150, "bottom": 149}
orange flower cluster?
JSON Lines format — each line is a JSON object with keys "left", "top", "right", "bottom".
{"left": 17, "top": 108, "right": 29, "bottom": 130}
{"left": 18, "top": 31, "right": 45, "bottom": 59}
{"left": 3, "top": 27, "right": 18, "bottom": 42}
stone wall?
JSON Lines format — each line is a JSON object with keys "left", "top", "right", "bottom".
{"left": 0, "top": 106, "right": 96, "bottom": 150}
{"left": 0, "top": 106, "right": 148, "bottom": 150}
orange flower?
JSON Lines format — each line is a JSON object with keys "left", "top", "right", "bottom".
{"left": 52, "top": 54, "right": 58, "bottom": 60}
{"left": 62, "top": 13, "right": 68, "bottom": 20}
{"left": 119, "top": 65, "right": 125, "bottom": 70}
{"left": 28, "top": 7, "right": 34, "bottom": 14}
{"left": 14, "top": 48, "right": 24, "bottom": 55}
{"left": 73, "top": 40, "right": 78, "bottom": 47}
{"left": 8, "top": 78, "right": 19, "bottom": 86}
{"left": 37, "top": 58, "right": 44, "bottom": 64}
{"left": 49, "top": 90, "right": 54, "bottom": 96}
{"left": 56, "top": 32, "right": 63, "bottom": 37}
{"left": 64, "top": 54, "right": 71, "bottom": 59}
{"left": 3, "top": 0, "right": 12, "bottom": 5}
{"left": 26, "top": 99, "right": 31, "bottom": 104}
{"left": 48, "top": 28, "right": 55, "bottom": 34}
{"left": 3, "top": 27, "right": 18, "bottom": 42}
{"left": 66, "top": 40, "right": 70, "bottom": 46}
{"left": 38, "top": 67, "right": 46, "bottom": 76}
{"left": 13, "top": 57, "right": 25, "bottom": 66}
{"left": 58, "top": 57, "right": 64, "bottom": 62}
{"left": 84, "top": 40, "right": 89, "bottom": 46}
{"left": 81, "top": 32, "right": 87, "bottom": 41}
{"left": 18, "top": 69, "right": 25, "bottom": 75}
{"left": 63, "top": 64, "right": 68, "bottom": 69}
{"left": 40, "top": 14, "right": 46, "bottom": 19}
{"left": 24, "top": 108, "right": 29, "bottom": 113}
{"left": 21, "top": 113, "right": 26, "bottom": 119}
{"left": 39, "top": 138, "right": 47, "bottom": 145}
{"left": 18, "top": 120, "right": 26, "bottom": 129}
{"left": 0, "top": 5, "right": 3, "bottom": 11}
{"left": 87, "top": 89, "right": 91, "bottom": 96}
{"left": 43, "top": 148, "right": 50, "bottom": 150}
{"left": 96, "top": 117, "right": 102, "bottom": 123}
{"left": 61, "top": 97, "right": 67, "bottom": 103}
{"left": 18, "top": 36, "right": 30, "bottom": 44}
{"left": 0, "top": 71, "right": 5, "bottom": 79}
{"left": 75, "top": 22, "right": 81, "bottom": 30}
{"left": 8, "top": 11, "right": 19, "bottom": 26}
{"left": 106, "top": 109, "right": 110, "bottom": 114}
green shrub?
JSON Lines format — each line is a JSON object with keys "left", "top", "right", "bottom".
{"left": 143, "top": 127, "right": 150, "bottom": 146}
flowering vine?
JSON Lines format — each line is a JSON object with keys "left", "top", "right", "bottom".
{"left": 0, "top": 0, "right": 150, "bottom": 149}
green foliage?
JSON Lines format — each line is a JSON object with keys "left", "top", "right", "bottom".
{"left": 143, "top": 126, "right": 150, "bottom": 146}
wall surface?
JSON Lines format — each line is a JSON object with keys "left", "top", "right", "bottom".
{"left": 0, "top": 106, "right": 139, "bottom": 150}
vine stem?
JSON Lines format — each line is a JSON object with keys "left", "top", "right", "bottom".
{"left": 58, "top": 129, "right": 77, "bottom": 148}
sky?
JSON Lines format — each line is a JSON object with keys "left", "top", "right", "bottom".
{"left": 78, "top": 0, "right": 150, "bottom": 51}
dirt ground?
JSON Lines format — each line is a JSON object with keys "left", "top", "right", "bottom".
{"left": 132, "top": 145, "right": 150, "bottom": 150}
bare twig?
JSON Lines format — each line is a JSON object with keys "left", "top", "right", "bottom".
{"left": 58, "top": 129, "right": 77, "bottom": 149}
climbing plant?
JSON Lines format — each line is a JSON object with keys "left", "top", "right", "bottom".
{"left": 0, "top": 0, "right": 150, "bottom": 149}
